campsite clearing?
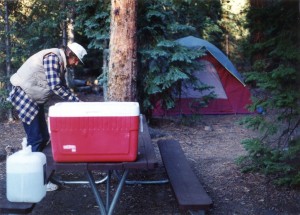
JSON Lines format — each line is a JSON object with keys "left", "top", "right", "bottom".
{"left": 0, "top": 93, "right": 300, "bottom": 214}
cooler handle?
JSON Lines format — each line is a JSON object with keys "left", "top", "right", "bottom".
{"left": 140, "top": 114, "right": 143, "bottom": 133}
{"left": 47, "top": 117, "right": 51, "bottom": 134}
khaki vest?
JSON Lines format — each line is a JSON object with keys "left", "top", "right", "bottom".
{"left": 10, "top": 48, "right": 67, "bottom": 104}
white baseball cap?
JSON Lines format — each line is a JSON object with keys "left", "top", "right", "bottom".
{"left": 67, "top": 42, "right": 87, "bottom": 63}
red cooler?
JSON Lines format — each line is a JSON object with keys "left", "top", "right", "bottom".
{"left": 48, "top": 102, "right": 140, "bottom": 162}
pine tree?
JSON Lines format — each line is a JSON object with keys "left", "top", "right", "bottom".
{"left": 238, "top": 0, "right": 300, "bottom": 186}
{"left": 137, "top": 0, "right": 216, "bottom": 116}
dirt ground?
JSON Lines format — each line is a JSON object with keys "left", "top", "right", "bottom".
{"left": 0, "top": 92, "right": 299, "bottom": 215}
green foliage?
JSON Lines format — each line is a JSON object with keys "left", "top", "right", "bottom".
{"left": 18, "top": 1, "right": 64, "bottom": 54}
{"left": 239, "top": 0, "right": 300, "bottom": 186}
{"left": 237, "top": 138, "right": 300, "bottom": 186}
{"left": 72, "top": 0, "right": 110, "bottom": 95}
{"left": 137, "top": 0, "right": 217, "bottom": 115}
{"left": 1, "top": 0, "right": 222, "bottom": 117}
{"left": 0, "top": 0, "right": 98, "bottom": 120}
{"left": 73, "top": 0, "right": 110, "bottom": 50}
{"left": 0, "top": 77, "right": 12, "bottom": 111}
{"left": 0, "top": 1, "right": 69, "bottom": 70}
{"left": 139, "top": 39, "right": 208, "bottom": 111}
{"left": 170, "top": 0, "right": 222, "bottom": 41}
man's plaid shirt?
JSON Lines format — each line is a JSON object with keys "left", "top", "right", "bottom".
{"left": 8, "top": 53, "right": 79, "bottom": 125}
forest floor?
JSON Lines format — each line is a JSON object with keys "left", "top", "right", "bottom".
{"left": 0, "top": 92, "right": 299, "bottom": 215}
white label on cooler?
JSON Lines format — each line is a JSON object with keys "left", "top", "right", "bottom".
{"left": 63, "top": 145, "right": 76, "bottom": 152}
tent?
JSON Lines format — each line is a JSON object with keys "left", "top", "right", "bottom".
{"left": 152, "top": 36, "right": 252, "bottom": 116}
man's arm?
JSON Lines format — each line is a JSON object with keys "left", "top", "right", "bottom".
{"left": 43, "top": 53, "right": 80, "bottom": 102}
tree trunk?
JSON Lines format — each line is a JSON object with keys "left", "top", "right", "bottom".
{"left": 67, "top": 4, "right": 75, "bottom": 43}
{"left": 102, "top": 40, "right": 109, "bottom": 101}
{"left": 220, "top": 0, "right": 250, "bottom": 68}
{"left": 5, "top": 0, "right": 11, "bottom": 79}
{"left": 4, "top": 0, "right": 13, "bottom": 121}
{"left": 249, "top": 0, "right": 267, "bottom": 62}
{"left": 61, "top": 0, "right": 67, "bottom": 46}
{"left": 64, "top": 3, "right": 75, "bottom": 88}
{"left": 107, "top": 0, "right": 137, "bottom": 101}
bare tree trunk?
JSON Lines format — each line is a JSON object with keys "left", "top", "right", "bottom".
{"left": 61, "top": 0, "right": 67, "bottom": 46}
{"left": 67, "top": 5, "right": 75, "bottom": 44}
{"left": 220, "top": 0, "right": 250, "bottom": 66}
{"left": 60, "top": 1, "right": 75, "bottom": 45}
{"left": 5, "top": 0, "right": 13, "bottom": 121}
{"left": 65, "top": 3, "right": 75, "bottom": 88}
{"left": 102, "top": 39, "right": 109, "bottom": 101}
{"left": 107, "top": 0, "right": 137, "bottom": 101}
{"left": 249, "top": 0, "right": 267, "bottom": 62}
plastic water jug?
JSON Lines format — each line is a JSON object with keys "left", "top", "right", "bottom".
{"left": 6, "top": 138, "right": 47, "bottom": 203}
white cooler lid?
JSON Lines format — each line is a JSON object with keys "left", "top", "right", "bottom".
{"left": 49, "top": 102, "right": 140, "bottom": 117}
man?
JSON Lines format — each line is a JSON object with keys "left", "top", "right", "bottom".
{"left": 8, "top": 42, "right": 87, "bottom": 191}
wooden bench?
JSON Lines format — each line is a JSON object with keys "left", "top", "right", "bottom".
{"left": 157, "top": 139, "right": 212, "bottom": 214}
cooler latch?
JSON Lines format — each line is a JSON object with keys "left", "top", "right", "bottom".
{"left": 140, "top": 114, "right": 143, "bottom": 133}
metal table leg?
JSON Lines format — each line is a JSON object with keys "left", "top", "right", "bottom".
{"left": 108, "top": 170, "right": 128, "bottom": 215}
{"left": 86, "top": 171, "right": 107, "bottom": 215}
{"left": 106, "top": 171, "right": 111, "bottom": 212}
{"left": 86, "top": 170, "right": 129, "bottom": 215}
{"left": 50, "top": 173, "right": 108, "bottom": 185}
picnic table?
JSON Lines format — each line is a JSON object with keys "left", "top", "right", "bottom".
{"left": 44, "top": 115, "right": 157, "bottom": 215}
{"left": 0, "top": 115, "right": 212, "bottom": 214}
{"left": 0, "top": 115, "right": 157, "bottom": 215}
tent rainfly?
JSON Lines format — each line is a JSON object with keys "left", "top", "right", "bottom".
{"left": 152, "top": 36, "right": 252, "bottom": 116}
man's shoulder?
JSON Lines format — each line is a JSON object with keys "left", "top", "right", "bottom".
{"left": 43, "top": 49, "right": 62, "bottom": 61}
{"left": 43, "top": 48, "right": 60, "bottom": 56}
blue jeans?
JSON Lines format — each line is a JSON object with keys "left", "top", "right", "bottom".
{"left": 23, "top": 104, "right": 50, "bottom": 152}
